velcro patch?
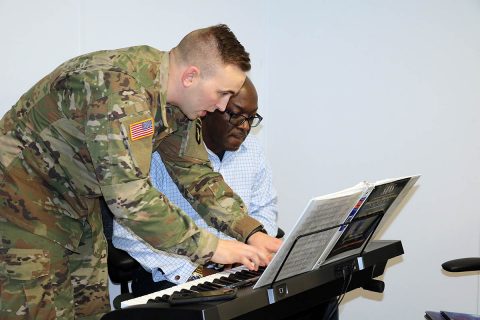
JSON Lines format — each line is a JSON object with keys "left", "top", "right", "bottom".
{"left": 195, "top": 121, "right": 202, "bottom": 144}
{"left": 129, "top": 118, "right": 154, "bottom": 141}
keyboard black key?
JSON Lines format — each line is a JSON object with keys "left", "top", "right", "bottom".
{"left": 220, "top": 276, "right": 237, "bottom": 284}
{"left": 147, "top": 294, "right": 170, "bottom": 304}
{"left": 204, "top": 282, "right": 224, "bottom": 289}
{"left": 241, "top": 270, "right": 261, "bottom": 277}
{"left": 230, "top": 273, "right": 251, "bottom": 280}
{"left": 197, "top": 283, "right": 218, "bottom": 291}
{"left": 190, "top": 285, "right": 208, "bottom": 292}
{"left": 212, "top": 278, "right": 231, "bottom": 286}
{"left": 228, "top": 274, "right": 251, "bottom": 282}
{"left": 180, "top": 289, "right": 195, "bottom": 293}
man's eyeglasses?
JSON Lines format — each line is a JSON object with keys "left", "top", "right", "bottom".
{"left": 224, "top": 110, "right": 263, "bottom": 127}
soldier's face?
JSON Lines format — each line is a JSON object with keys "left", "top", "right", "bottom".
{"left": 181, "top": 64, "right": 246, "bottom": 120}
{"left": 203, "top": 84, "right": 258, "bottom": 152}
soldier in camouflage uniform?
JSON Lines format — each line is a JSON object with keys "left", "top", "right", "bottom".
{"left": 0, "top": 24, "right": 281, "bottom": 319}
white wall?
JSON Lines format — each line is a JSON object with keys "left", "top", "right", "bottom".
{"left": 1, "top": 0, "right": 479, "bottom": 318}
{"left": 264, "top": 1, "right": 480, "bottom": 318}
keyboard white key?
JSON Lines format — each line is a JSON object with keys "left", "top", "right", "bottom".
{"left": 121, "top": 265, "right": 247, "bottom": 308}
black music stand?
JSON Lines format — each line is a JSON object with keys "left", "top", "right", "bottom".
{"left": 266, "top": 211, "right": 385, "bottom": 304}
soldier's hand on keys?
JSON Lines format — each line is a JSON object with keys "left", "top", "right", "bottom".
{"left": 211, "top": 239, "right": 269, "bottom": 271}
{"left": 247, "top": 232, "right": 282, "bottom": 257}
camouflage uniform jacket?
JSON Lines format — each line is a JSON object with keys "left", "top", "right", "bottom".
{"left": 0, "top": 45, "right": 261, "bottom": 264}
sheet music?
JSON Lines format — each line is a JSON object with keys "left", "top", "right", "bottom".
{"left": 254, "top": 183, "right": 368, "bottom": 288}
{"left": 317, "top": 175, "right": 420, "bottom": 265}
{"left": 312, "top": 185, "right": 374, "bottom": 269}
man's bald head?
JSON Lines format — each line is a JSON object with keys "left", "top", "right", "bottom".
{"left": 236, "top": 77, "right": 257, "bottom": 104}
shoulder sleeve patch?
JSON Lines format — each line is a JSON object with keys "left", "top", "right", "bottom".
{"left": 129, "top": 118, "right": 154, "bottom": 141}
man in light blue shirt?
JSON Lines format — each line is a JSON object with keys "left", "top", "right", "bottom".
{"left": 113, "top": 77, "right": 279, "bottom": 296}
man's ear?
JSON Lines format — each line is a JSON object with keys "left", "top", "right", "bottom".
{"left": 181, "top": 66, "right": 200, "bottom": 88}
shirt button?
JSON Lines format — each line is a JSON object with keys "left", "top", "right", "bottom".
{"left": 175, "top": 275, "right": 181, "bottom": 280}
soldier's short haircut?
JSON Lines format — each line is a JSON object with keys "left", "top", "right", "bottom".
{"left": 176, "top": 24, "right": 251, "bottom": 74}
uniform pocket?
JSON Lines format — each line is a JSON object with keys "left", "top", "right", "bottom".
{"left": 3, "top": 248, "right": 50, "bottom": 280}
{"left": 0, "top": 248, "right": 55, "bottom": 319}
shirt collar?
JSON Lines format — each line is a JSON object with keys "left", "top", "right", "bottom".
{"left": 205, "top": 135, "right": 249, "bottom": 163}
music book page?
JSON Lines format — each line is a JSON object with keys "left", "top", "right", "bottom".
{"left": 319, "top": 175, "right": 419, "bottom": 265}
{"left": 254, "top": 182, "right": 369, "bottom": 288}
{"left": 254, "top": 175, "right": 420, "bottom": 289}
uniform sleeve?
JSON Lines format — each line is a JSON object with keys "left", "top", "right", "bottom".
{"left": 157, "top": 113, "right": 262, "bottom": 242}
{"left": 83, "top": 71, "right": 218, "bottom": 265}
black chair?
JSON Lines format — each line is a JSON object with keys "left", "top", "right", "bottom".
{"left": 100, "top": 199, "right": 141, "bottom": 309}
{"left": 425, "top": 257, "right": 480, "bottom": 320}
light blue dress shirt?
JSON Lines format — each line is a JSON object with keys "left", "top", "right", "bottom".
{"left": 113, "top": 134, "right": 278, "bottom": 284}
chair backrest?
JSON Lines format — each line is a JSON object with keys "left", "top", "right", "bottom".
{"left": 100, "top": 198, "right": 114, "bottom": 242}
{"left": 100, "top": 198, "right": 140, "bottom": 294}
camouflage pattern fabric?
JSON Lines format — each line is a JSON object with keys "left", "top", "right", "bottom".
{"left": 0, "top": 208, "right": 109, "bottom": 319}
{"left": 0, "top": 45, "right": 261, "bottom": 318}
{"left": 70, "top": 199, "right": 110, "bottom": 319}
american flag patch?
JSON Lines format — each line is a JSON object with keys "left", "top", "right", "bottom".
{"left": 129, "top": 118, "right": 154, "bottom": 141}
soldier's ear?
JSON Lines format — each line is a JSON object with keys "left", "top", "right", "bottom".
{"left": 182, "top": 66, "right": 200, "bottom": 88}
